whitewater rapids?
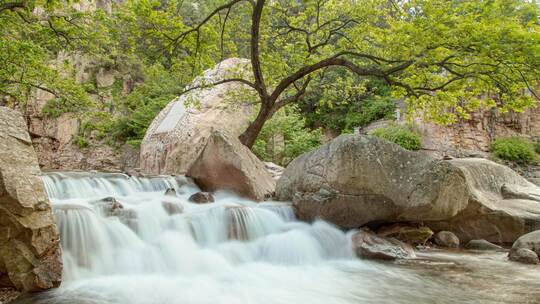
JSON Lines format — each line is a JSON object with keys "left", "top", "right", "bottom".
{"left": 12, "top": 172, "right": 540, "bottom": 304}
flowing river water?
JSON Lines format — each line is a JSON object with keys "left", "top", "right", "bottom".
{"left": 13, "top": 172, "right": 540, "bottom": 304}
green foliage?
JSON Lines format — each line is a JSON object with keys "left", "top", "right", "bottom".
{"left": 74, "top": 136, "right": 90, "bottom": 149}
{"left": 253, "top": 106, "right": 322, "bottom": 165}
{"left": 490, "top": 137, "right": 536, "bottom": 163}
{"left": 371, "top": 125, "right": 422, "bottom": 151}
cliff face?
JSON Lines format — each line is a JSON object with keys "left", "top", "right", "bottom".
{"left": 414, "top": 106, "right": 540, "bottom": 156}
{"left": 23, "top": 61, "right": 139, "bottom": 173}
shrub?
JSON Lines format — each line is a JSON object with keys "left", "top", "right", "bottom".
{"left": 490, "top": 137, "right": 535, "bottom": 163}
{"left": 74, "top": 136, "right": 90, "bottom": 149}
{"left": 371, "top": 125, "right": 422, "bottom": 150}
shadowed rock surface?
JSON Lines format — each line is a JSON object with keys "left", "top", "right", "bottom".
{"left": 0, "top": 107, "right": 62, "bottom": 292}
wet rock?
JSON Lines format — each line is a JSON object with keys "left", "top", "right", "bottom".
{"left": 140, "top": 58, "right": 255, "bottom": 175}
{"left": 0, "top": 106, "right": 62, "bottom": 292}
{"left": 187, "top": 131, "right": 275, "bottom": 201}
{"left": 508, "top": 248, "right": 539, "bottom": 265}
{"left": 465, "top": 239, "right": 503, "bottom": 251}
{"left": 164, "top": 188, "right": 177, "bottom": 196}
{"left": 433, "top": 231, "right": 460, "bottom": 248}
{"left": 352, "top": 229, "right": 416, "bottom": 260}
{"left": 188, "top": 192, "right": 215, "bottom": 204}
{"left": 161, "top": 202, "right": 183, "bottom": 215}
{"left": 510, "top": 230, "right": 540, "bottom": 256}
{"left": 92, "top": 197, "right": 123, "bottom": 217}
{"left": 377, "top": 224, "right": 434, "bottom": 245}
{"left": 277, "top": 134, "right": 540, "bottom": 243}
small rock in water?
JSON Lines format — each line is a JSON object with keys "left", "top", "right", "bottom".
{"left": 162, "top": 202, "right": 183, "bottom": 215}
{"left": 164, "top": 188, "right": 177, "bottom": 196}
{"left": 93, "top": 197, "right": 124, "bottom": 216}
{"left": 433, "top": 231, "right": 460, "bottom": 248}
{"left": 353, "top": 229, "right": 416, "bottom": 260}
{"left": 465, "top": 239, "right": 503, "bottom": 251}
{"left": 189, "top": 192, "right": 215, "bottom": 204}
{"left": 508, "top": 248, "right": 540, "bottom": 265}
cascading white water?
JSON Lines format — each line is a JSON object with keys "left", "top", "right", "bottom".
{"left": 15, "top": 172, "right": 540, "bottom": 304}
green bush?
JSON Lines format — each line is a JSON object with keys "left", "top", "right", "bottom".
{"left": 74, "top": 136, "right": 90, "bottom": 149}
{"left": 371, "top": 125, "right": 422, "bottom": 150}
{"left": 490, "top": 137, "right": 536, "bottom": 163}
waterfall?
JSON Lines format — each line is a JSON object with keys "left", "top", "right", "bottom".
{"left": 42, "top": 172, "right": 353, "bottom": 283}
{"left": 15, "top": 172, "right": 539, "bottom": 304}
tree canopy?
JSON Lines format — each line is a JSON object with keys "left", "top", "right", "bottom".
{"left": 165, "top": 0, "right": 540, "bottom": 147}
{"left": 1, "top": 0, "right": 540, "bottom": 151}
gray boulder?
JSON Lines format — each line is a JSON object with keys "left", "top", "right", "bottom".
{"left": 276, "top": 134, "right": 540, "bottom": 243}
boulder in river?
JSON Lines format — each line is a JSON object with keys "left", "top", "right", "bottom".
{"left": 510, "top": 230, "right": 540, "bottom": 254}
{"left": 464, "top": 239, "right": 503, "bottom": 251}
{"left": 433, "top": 231, "right": 460, "bottom": 248}
{"left": 0, "top": 107, "right": 62, "bottom": 292}
{"left": 187, "top": 131, "right": 275, "bottom": 201}
{"left": 508, "top": 248, "right": 539, "bottom": 265}
{"left": 276, "top": 134, "right": 540, "bottom": 243}
{"left": 188, "top": 192, "right": 215, "bottom": 204}
{"left": 140, "top": 58, "right": 255, "bottom": 175}
{"left": 352, "top": 229, "right": 416, "bottom": 260}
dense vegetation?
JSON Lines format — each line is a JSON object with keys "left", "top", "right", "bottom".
{"left": 372, "top": 125, "right": 422, "bottom": 151}
{"left": 490, "top": 137, "right": 537, "bottom": 164}
{"left": 1, "top": 0, "right": 540, "bottom": 161}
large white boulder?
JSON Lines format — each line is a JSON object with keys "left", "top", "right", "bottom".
{"left": 140, "top": 58, "right": 255, "bottom": 175}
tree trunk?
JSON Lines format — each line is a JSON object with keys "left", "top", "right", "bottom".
{"left": 239, "top": 103, "right": 272, "bottom": 148}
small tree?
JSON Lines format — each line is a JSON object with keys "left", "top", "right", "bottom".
{"left": 166, "top": 0, "right": 540, "bottom": 148}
